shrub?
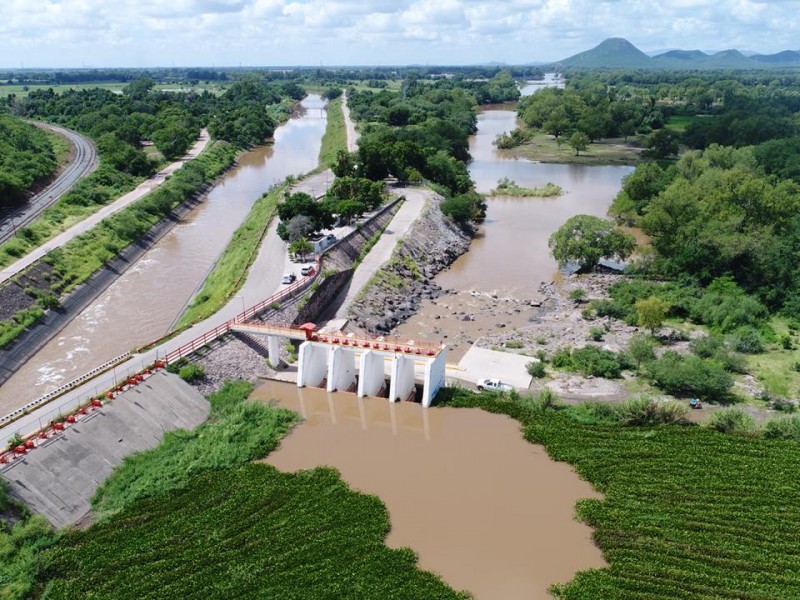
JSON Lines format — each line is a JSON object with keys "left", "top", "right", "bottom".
{"left": 689, "top": 334, "right": 723, "bottom": 358}
{"left": 178, "top": 363, "right": 205, "bottom": 383}
{"left": 588, "top": 326, "right": 605, "bottom": 342}
{"left": 627, "top": 334, "right": 656, "bottom": 371}
{"left": 526, "top": 361, "right": 546, "bottom": 378}
{"left": 615, "top": 396, "right": 689, "bottom": 427}
{"left": 691, "top": 278, "right": 769, "bottom": 333}
{"left": 166, "top": 357, "right": 189, "bottom": 374}
{"left": 781, "top": 334, "right": 793, "bottom": 350}
{"left": 565, "top": 402, "right": 619, "bottom": 426}
{"left": 591, "top": 299, "right": 627, "bottom": 321}
{"left": 505, "top": 340, "right": 524, "bottom": 349}
{"left": 762, "top": 415, "right": 800, "bottom": 441}
{"left": 707, "top": 408, "right": 758, "bottom": 436}
{"left": 572, "top": 346, "right": 624, "bottom": 379}
{"left": 730, "top": 326, "right": 764, "bottom": 354}
{"left": 518, "top": 387, "right": 560, "bottom": 412}
{"left": 569, "top": 288, "right": 586, "bottom": 303}
{"left": 771, "top": 397, "right": 798, "bottom": 413}
{"left": 646, "top": 351, "right": 734, "bottom": 401}
{"left": 551, "top": 346, "right": 574, "bottom": 369}
{"left": 534, "top": 349, "right": 548, "bottom": 363}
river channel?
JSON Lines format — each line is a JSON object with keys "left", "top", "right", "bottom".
{"left": 396, "top": 83, "right": 634, "bottom": 359}
{"left": 255, "top": 380, "right": 606, "bottom": 600}
{"left": 0, "top": 95, "right": 327, "bottom": 413}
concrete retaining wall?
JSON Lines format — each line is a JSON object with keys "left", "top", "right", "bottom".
{"left": 0, "top": 371, "right": 209, "bottom": 528}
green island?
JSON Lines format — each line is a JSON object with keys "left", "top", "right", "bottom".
{"left": 488, "top": 177, "right": 562, "bottom": 197}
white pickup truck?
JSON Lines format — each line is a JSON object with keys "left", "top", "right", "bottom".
{"left": 476, "top": 378, "right": 513, "bottom": 392}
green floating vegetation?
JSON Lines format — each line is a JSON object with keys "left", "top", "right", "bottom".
{"left": 40, "top": 466, "right": 466, "bottom": 600}
{"left": 488, "top": 177, "right": 562, "bottom": 197}
{"left": 443, "top": 388, "right": 800, "bottom": 600}
{"left": 91, "top": 380, "right": 297, "bottom": 519}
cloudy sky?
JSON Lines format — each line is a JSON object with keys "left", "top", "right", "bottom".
{"left": 1, "top": 0, "right": 798, "bottom": 68}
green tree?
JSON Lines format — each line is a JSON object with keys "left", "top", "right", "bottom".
{"left": 645, "top": 129, "right": 679, "bottom": 159}
{"left": 548, "top": 215, "right": 636, "bottom": 272}
{"left": 635, "top": 296, "right": 669, "bottom": 335}
{"left": 568, "top": 131, "right": 590, "bottom": 156}
{"left": 289, "top": 237, "right": 313, "bottom": 261}
{"left": 627, "top": 334, "right": 656, "bottom": 372}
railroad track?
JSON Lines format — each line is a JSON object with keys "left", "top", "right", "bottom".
{"left": 0, "top": 122, "right": 98, "bottom": 245}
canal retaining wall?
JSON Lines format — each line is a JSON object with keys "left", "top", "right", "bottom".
{"left": 0, "top": 183, "right": 216, "bottom": 387}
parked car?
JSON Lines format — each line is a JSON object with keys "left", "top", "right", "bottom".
{"left": 300, "top": 265, "right": 315, "bottom": 276}
{"left": 281, "top": 273, "right": 296, "bottom": 284}
{"left": 476, "top": 378, "right": 513, "bottom": 392}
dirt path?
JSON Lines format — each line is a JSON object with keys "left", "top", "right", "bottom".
{"left": 0, "top": 129, "right": 210, "bottom": 286}
{"left": 342, "top": 92, "right": 358, "bottom": 152}
{"left": 334, "top": 188, "right": 429, "bottom": 317}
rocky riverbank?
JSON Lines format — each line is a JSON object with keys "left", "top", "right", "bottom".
{"left": 347, "top": 193, "right": 472, "bottom": 333}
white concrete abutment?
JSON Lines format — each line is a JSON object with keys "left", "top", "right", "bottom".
{"left": 296, "top": 341, "right": 446, "bottom": 407}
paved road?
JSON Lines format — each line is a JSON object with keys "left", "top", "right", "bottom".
{"left": 0, "top": 122, "right": 98, "bottom": 245}
{"left": 0, "top": 129, "right": 210, "bottom": 286}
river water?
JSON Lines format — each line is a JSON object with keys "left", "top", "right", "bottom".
{"left": 0, "top": 95, "right": 326, "bottom": 412}
{"left": 256, "top": 380, "right": 605, "bottom": 600}
{"left": 395, "top": 83, "right": 633, "bottom": 359}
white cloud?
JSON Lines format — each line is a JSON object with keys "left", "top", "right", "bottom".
{"left": 1, "top": 0, "right": 800, "bottom": 67}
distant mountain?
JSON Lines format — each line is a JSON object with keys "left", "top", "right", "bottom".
{"left": 558, "top": 38, "right": 652, "bottom": 68}
{"left": 555, "top": 38, "right": 800, "bottom": 69}
{"left": 751, "top": 50, "right": 800, "bottom": 64}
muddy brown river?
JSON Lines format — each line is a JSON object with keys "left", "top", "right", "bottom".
{"left": 396, "top": 82, "right": 633, "bottom": 360}
{"left": 255, "top": 380, "right": 605, "bottom": 600}
{"left": 0, "top": 95, "right": 326, "bottom": 412}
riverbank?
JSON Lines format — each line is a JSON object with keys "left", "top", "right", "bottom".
{"left": 507, "top": 133, "right": 642, "bottom": 165}
{"left": 347, "top": 190, "right": 472, "bottom": 334}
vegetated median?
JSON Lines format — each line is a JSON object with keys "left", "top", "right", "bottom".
{"left": 318, "top": 95, "right": 346, "bottom": 169}
{"left": 175, "top": 90, "right": 347, "bottom": 329}
{"left": 175, "top": 181, "right": 287, "bottom": 328}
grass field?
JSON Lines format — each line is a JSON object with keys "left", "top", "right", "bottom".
{"left": 664, "top": 115, "right": 706, "bottom": 132}
{"left": 509, "top": 133, "right": 642, "bottom": 165}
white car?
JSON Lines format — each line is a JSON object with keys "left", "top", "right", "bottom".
{"left": 281, "top": 273, "right": 296, "bottom": 284}
{"left": 476, "top": 378, "right": 513, "bottom": 392}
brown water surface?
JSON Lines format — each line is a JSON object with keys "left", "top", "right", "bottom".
{"left": 396, "top": 90, "right": 633, "bottom": 357}
{"left": 256, "top": 380, "right": 606, "bottom": 600}
{"left": 0, "top": 96, "right": 327, "bottom": 413}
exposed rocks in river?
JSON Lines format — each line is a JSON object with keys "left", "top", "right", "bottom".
{"left": 347, "top": 193, "right": 472, "bottom": 334}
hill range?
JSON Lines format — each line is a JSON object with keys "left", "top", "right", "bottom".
{"left": 554, "top": 38, "right": 800, "bottom": 69}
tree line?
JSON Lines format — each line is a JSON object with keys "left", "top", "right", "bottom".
{"left": 0, "top": 115, "right": 58, "bottom": 204}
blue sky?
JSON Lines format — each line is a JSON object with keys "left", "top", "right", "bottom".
{"left": 1, "top": 0, "right": 798, "bottom": 68}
